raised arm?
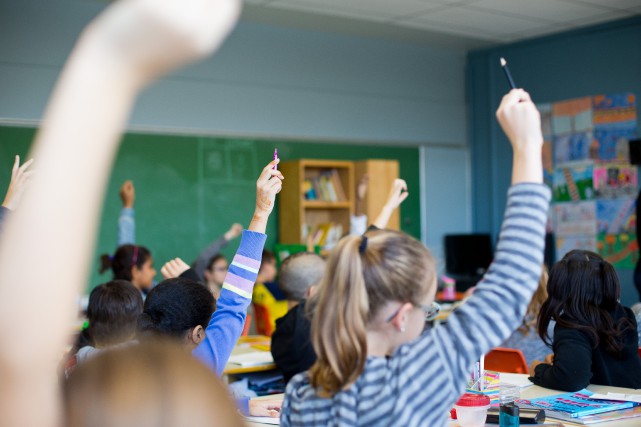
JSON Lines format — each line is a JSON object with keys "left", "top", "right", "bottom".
{"left": 400, "top": 89, "right": 549, "bottom": 397}
{"left": 372, "top": 178, "right": 408, "bottom": 229}
{"left": 193, "top": 160, "right": 283, "bottom": 376}
{"left": 0, "top": 1, "right": 241, "bottom": 426}
{"left": 0, "top": 155, "right": 34, "bottom": 233}
{"left": 193, "top": 223, "right": 243, "bottom": 280}
{"left": 118, "top": 180, "right": 136, "bottom": 245}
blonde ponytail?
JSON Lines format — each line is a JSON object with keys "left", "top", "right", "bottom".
{"left": 310, "top": 235, "right": 369, "bottom": 396}
{"left": 309, "top": 230, "right": 435, "bottom": 397}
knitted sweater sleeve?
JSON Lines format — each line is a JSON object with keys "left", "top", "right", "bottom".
{"left": 192, "top": 229, "right": 266, "bottom": 376}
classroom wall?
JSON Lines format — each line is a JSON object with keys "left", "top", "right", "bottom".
{"left": 0, "top": 0, "right": 467, "bottom": 145}
{"left": 467, "top": 17, "right": 641, "bottom": 305}
{"left": 0, "top": 0, "right": 472, "bottom": 279}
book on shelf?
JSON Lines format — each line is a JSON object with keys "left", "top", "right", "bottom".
{"left": 304, "top": 222, "right": 343, "bottom": 248}
{"left": 302, "top": 169, "right": 347, "bottom": 202}
{"left": 518, "top": 389, "right": 639, "bottom": 424}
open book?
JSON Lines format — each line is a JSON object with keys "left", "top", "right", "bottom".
{"left": 518, "top": 389, "right": 640, "bottom": 424}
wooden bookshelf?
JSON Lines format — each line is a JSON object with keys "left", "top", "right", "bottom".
{"left": 354, "top": 160, "right": 400, "bottom": 230}
{"left": 279, "top": 159, "right": 354, "bottom": 245}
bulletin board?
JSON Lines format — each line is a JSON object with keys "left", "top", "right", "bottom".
{"left": 543, "top": 92, "right": 639, "bottom": 267}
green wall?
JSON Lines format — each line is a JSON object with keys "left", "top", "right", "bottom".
{"left": 0, "top": 125, "right": 419, "bottom": 292}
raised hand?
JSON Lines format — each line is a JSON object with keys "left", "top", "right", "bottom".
{"left": 224, "top": 223, "right": 243, "bottom": 241}
{"left": 384, "top": 179, "right": 408, "bottom": 210}
{"left": 161, "top": 257, "right": 190, "bottom": 279}
{"left": 86, "top": 0, "right": 242, "bottom": 88}
{"left": 2, "top": 156, "right": 34, "bottom": 211}
{"left": 250, "top": 159, "right": 284, "bottom": 233}
{"left": 119, "top": 180, "right": 135, "bottom": 208}
{"left": 496, "top": 89, "right": 543, "bottom": 184}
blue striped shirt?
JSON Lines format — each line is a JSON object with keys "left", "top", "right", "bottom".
{"left": 281, "top": 183, "right": 550, "bottom": 427}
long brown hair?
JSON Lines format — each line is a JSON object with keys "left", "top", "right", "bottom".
{"left": 518, "top": 265, "right": 548, "bottom": 335}
{"left": 309, "top": 229, "right": 435, "bottom": 397}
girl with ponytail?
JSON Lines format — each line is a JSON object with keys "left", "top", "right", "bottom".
{"left": 99, "top": 244, "right": 156, "bottom": 293}
{"left": 281, "top": 89, "right": 550, "bottom": 426}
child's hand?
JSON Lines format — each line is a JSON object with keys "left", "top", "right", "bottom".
{"left": 384, "top": 179, "right": 409, "bottom": 210}
{"left": 86, "top": 0, "right": 242, "bottom": 87}
{"left": 529, "top": 354, "right": 553, "bottom": 377}
{"left": 357, "top": 174, "right": 369, "bottom": 201}
{"left": 254, "top": 159, "right": 284, "bottom": 218}
{"left": 224, "top": 223, "right": 243, "bottom": 241}
{"left": 119, "top": 180, "right": 135, "bottom": 208}
{"left": 2, "top": 155, "right": 34, "bottom": 211}
{"left": 161, "top": 257, "right": 190, "bottom": 279}
{"left": 496, "top": 89, "right": 543, "bottom": 152}
{"left": 249, "top": 398, "right": 282, "bottom": 418}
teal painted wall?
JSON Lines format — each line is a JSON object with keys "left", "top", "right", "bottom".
{"left": 467, "top": 17, "right": 641, "bottom": 305}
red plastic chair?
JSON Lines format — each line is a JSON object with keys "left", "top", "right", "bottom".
{"left": 241, "top": 314, "right": 252, "bottom": 337}
{"left": 484, "top": 348, "right": 528, "bottom": 374}
{"left": 253, "top": 303, "right": 273, "bottom": 337}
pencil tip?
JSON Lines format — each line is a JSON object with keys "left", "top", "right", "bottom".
{"left": 500, "top": 57, "right": 506, "bottom": 66}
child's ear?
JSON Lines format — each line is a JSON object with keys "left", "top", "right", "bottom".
{"left": 306, "top": 285, "right": 316, "bottom": 299}
{"left": 389, "top": 303, "right": 413, "bottom": 332}
{"left": 190, "top": 325, "right": 205, "bottom": 345}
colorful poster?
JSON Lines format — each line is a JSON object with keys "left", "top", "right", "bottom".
{"left": 554, "top": 201, "right": 597, "bottom": 236}
{"left": 552, "top": 162, "right": 594, "bottom": 202}
{"left": 593, "top": 93, "right": 638, "bottom": 162}
{"left": 556, "top": 235, "right": 597, "bottom": 261}
{"left": 552, "top": 97, "right": 593, "bottom": 134}
{"left": 596, "top": 199, "right": 636, "bottom": 234}
{"left": 597, "top": 233, "right": 637, "bottom": 269}
{"left": 593, "top": 163, "right": 638, "bottom": 199}
{"left": 553, "top": 131, "right": 595, "bottom": 164}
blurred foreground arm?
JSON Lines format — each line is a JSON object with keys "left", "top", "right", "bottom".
{"left": 0, "top": 1, "right": 241, "bottom": 426}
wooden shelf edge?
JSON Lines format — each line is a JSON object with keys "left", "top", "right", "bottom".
{"left": 302, "top": 200, "right": 352, "bottom": 209}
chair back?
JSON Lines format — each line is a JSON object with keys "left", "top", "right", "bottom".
{"left": 484, "top": 348, "right": 528, "bottom": 374}
{"left": 253, "top": 303, "right": 273, "bottom": 336}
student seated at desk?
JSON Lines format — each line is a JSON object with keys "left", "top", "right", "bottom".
{"left": 271, "top": 252, "right": 326, "bottom": 383}
{"left": 280, "top": 90, "right": 550, "bottom": 427}
{"left": 64, "top": 280, "right": 143, "bottom": 378}
{"left": 530, "top": 250, "right": 641, "bottom": 391}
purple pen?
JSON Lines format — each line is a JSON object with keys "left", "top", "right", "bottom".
{"left": 273, "top": 148, "right": 278, "bottom": 170}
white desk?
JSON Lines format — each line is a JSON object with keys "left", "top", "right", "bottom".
{"left": 244, "top": 383, "right": 641, "bottom": 426}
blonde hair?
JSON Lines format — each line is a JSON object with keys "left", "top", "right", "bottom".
{"left": 518, "top": 264, "right": 548, "bottom": 335}
{"left": 64, "top": 340, "right": 244, "bottom": 427}
{"left": 309, "top": 229, "right": 435, "bottom": 397}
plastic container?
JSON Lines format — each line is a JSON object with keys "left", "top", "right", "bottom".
{"left": 499, "top": 384, "right": 521, "bottom": 427}
{"left": 454, "top": 393, "right": 491, "bottom": 427}
{"left": 441, "top": 275, "right": 456, "bottom": 300}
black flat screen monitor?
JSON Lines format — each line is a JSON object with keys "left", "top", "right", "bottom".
{"left": 444, "top": 234, "right": 493, "bottom": 277}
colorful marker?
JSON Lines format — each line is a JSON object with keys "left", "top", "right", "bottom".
{"left": 500, "top": 57, "right": 517, "bottom": 90}
{"left": 273, "top": 148, "right": 278, "bottom": 170}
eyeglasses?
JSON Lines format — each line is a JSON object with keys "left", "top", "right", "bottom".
{"left": 385, "top": 301, "right": 441, "bottom": 323}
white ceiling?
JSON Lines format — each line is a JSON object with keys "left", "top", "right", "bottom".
{"left": 243, "top": 0, "right": 641, "bottom": 49}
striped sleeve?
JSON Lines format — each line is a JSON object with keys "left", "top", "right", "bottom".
{"left": 193, "top": 230, "right": 266, "bottom": 376}
{"left": 400, "top": 183, "right": 550, "bottom": 401}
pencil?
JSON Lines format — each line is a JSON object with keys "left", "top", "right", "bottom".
{"left": 500, "top": 57, "right": 517, "bottom": 90}
{"left": 273, "top": 148, "right": 278, "bottom": 170}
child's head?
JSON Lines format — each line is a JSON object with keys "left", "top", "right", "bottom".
{"left": 204, "top": 254, "right": 228, "bottom": 288}
{"left": 100, "top": 244, "right": 156, "bottom": 291}
{"left": 87, "top": 280, "right": 143, "bottom": 348}
{"left": 309, "top": 229, "right": 436, "bottom": 396}
{"left": 538, "top": 250, "right": 631, "bottom": 353}
{"left": 64, "top": 340, "right": 244, "bottom": 427}
{"left": 278, "top": 252, "right": 326, "bottom": 303}
{"left": 137, "top": 278, "right": 215, "bottom": 350}
{"left": 257, "top": 249, "right": 277, "bottom": 283}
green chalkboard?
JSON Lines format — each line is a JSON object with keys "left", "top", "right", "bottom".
{"left": 0, "top": 125, "right": 420, "bottom": 292}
